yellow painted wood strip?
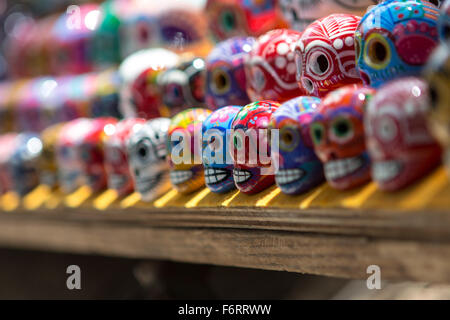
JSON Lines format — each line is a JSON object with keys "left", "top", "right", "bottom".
{"left": 44, "top": 189, "right": 64, "bottom": 209}
{"left": 340, "top": 183, "right": 378, "bottom": 209}
{"left": 221, "top": 190, "right": 240, "bottom": 207}
{"left": 299, "top": 184, "right": 328, "bottom": 209}
{"left": 153, "top": 189, "right": 179, "bottom": 208}
{"left": 399, "top": 167, "right": 449, "bottom": 210}
{"left": 23, "top": 185, "right": 52, "bottom": 211}
{"left": 93, "top": 189, "right": 119, "bottom": 211}
{"left": 120, "top": 192, "right": 142, "bottom": 209}
{"left": 65, "top": 186, "right": 93, "bottom": 208}
{"left": 1, "top": 191, "right": 20, "bottom": 211}
{"left": 185, "top": 188, "right": 211, "bottom": 208}
{"left": 255, "top": 187, "right": 281, "bottom": 207}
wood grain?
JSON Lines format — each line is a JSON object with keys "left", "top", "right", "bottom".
{"left": 0, "top": 209, "right": 449, "bottom": 283}
{"left": 9, "top": 205, "right": 450, "bottom": 242}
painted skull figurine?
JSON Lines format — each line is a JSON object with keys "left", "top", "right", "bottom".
{"left": 157, "top": 7, "right": 213, "bottom": 57}
{"left": 91, "top": 69, "right": 122, "bottom": 119}
{"left": 8, "top": 133, "right": 43, "bottom": 196}
{"left": 0, "top": 133, "right": 19, "bottom": 195}
{"left": 310, "top": 85, "right": 374, "bottom": 190}
{"left": 205, "top": 37, "right": 255, "bottom": 110}
{"left": 158, "top": 57, "right": 207, "bottom": 116}
{"left": 202, "top": 105, "right": 243, "bottom": 193}
{"left": 424, "top": 44, "right": 450, "bottom": 174}
{"left": 205, "top": 0, "right": 286, "bottom": 40}
{"left": 120, "top": 9, "right": 159, "bottom": 60}
{"left": 78, "top": 117, "right": 118, "bottom": 192}
{"left": 270, "top": 96, "right": 324, "bottom": 195}
{"left": 355, "top": 0, "right": 440, "bottom": 88}
{"left": 40, "top": 123, "right": 66, "bottom": 188}
{"left": 119, "top": 48, "right": 179, "bottom": 119}
{"left": 56, "top": 118, "right": 92, "bottom": 193}
{"left": 296, "top": 14, "right": 362, "bottom": 98}
{"left": 439, "top": 0, "right": 450, "bottom": 42}
{"left": 246, "top": 29, "right": 305, "bottom": 102}
{"left": 50, "top": 4, "right": 100, "bottom": 75}
{"left": 104, "top": 118, "right": 147, "bottom": 197}
{"left": 127, "top": 118, "right": 172, "bottom": 202}
{"left": 231, "top": 100, "right": 280, "bottom": 194}
{"left": 366, "top": 77, "right": 442, "bottom": 190}
{"left": 279, "top": 0, "right": 376, "bottom": 31}
{"left": 168, "top": 108, "right": 212, "bottom": 194}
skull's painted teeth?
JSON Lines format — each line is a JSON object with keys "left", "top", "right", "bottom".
{"left": 373, "top": 161, "right": 402, "bottom": 182}
{"left": 108, "top": 174, "right": 127, "bottom": 190}
{"left": 170, "top": 170, "right": 193, "bottom": 185}
{"left": 233, "top": 169, "right": 252, "bottom": 184}
{"left": 324, "top": 156, "right": 363, "bottom": 181}
{"left": 275, "top": 169, "right": 305, "bottom": 185}
{"left": 136, "top": 174, "right": 162, "bottom": 193}
{"left": 204, "top": 168, "right": 229, "bottom": 185}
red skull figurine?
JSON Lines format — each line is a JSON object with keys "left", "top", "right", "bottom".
{"left": 365, "top": 77, "right": 442, "bottom": 191}
{"left": 246, "top": 29, "right": 305, "bottom": 102}
{"left": 231, "top": 100, "right": 280, "bottom": 194}
{"left": 104, "top": 118, "right": 147, "bottom": 197}
{"left": 310, "top": 85, "right": 374, "bottom": 190}
{"left": 295, "top": 14, "right": 362, "bottom": 98}
{"left": 78, "top": 117, "right": 118, "bottom": 193}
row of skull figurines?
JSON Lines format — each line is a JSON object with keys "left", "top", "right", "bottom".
{"left": 1, "top": 70, "right": 449, "bottom": 201}
{"left": 124, "top": 0, "right": 448, "bottom": 119}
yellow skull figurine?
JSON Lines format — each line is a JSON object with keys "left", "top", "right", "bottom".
{"left": 40, "top": 122, "right": 66, "bottom": 188}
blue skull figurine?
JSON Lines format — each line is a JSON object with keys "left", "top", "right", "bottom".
{"left": 269, "top": 96, "right": 324, "bottom": 195}
{"left": 202, "top": 105, "right": 242, "bottom": 193}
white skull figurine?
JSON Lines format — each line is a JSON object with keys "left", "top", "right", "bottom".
{"left": 127, "top": 118, "right": 172, "bottom": 202}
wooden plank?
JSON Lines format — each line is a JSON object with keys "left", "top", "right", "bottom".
{"left": 0, "top": 213, "right": 448, "bottom": 283}
{"left": 5, "top": 205, "right": 450, "bottom": 242}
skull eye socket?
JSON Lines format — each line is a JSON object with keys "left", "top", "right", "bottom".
{"left": 211, "top": 68, "right": 231, "bottom": 95}
{"left": 429, "top": 83, "right": 439, "bottom": 110}
{"left": 252, "top": 67, "right": 266, "bottom": 91}
{"left": 280, "top": 127, "right": 300, "bottom": 152}
{"left": 135, "top": 138, "right": 153, "bottom": 161}
{"left": 220, "top": 9, "right": 237, "bottom": 32}
{"left": 309, "top": 52, "right": 330, "bottom": 76}
{"left": 310, "top": 122, "right": 325, "bottom": 146}
{"left": 442, "top": 23, "right": 450, "bottom": 41}
{"left": 377, "top": 117, "right": 398, "bottom": 142}
{"left": 429, "top": 0, "right": 441, "bottom": 7}
{"left": 331, "top": 117, "right": 354, "bottom": 143}
{"left": 233, "top": 132, "right": 244, "bottom": 151}
{"left": 137, "top": 22, "right": 150, "bottom": 44}
{"left": 364, "top": 34, "right": 391, "bottom": 70}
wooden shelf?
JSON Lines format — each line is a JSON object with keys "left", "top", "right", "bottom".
{"left": 1, "top": 167, "right": 450, "bottom": 283}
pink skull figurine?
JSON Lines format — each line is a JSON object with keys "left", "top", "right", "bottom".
{"left": 365, "top": 77, "right": 442, "bottom": 191}
{"left": 104, "top": 118, "right": 147, "bottom": 197}
{"left": 310, "top": 84, "right": 375, "bottom": 190}
{"left": 245, "top": 29, "right": 305, "bottom": 102}
{"left": 231, "top": 100, "right": 280, "bottom": 194}
{"left": 295, "top": 14, "right": 362, "bottom": 97}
